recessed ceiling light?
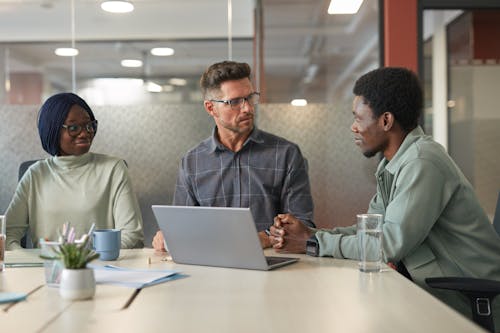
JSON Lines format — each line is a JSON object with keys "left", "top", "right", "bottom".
{"left": 291, "top": 99, "right": 308, "bottom": 106}
{"left": 150, "top": 47, "right": 175, "bottom": 56}
{"left": 121, "top": 59, "right": 143, "bottom": 68}
{"left": 101, "top": 1, "right": 134, "bottom": 13}
{"left": 55, "top": 48, "right": 79, "bottom": 57}
{"left": 328, "top": 0, "right": 363, "bottom": 14}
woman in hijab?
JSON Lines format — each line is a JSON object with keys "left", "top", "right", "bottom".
{"left": 5, "top": 93, "right": 143, "bottom": 249}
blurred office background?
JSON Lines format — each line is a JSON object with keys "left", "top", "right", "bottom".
{"left": 0, "top": 0, "right": 498, "bottom": 245}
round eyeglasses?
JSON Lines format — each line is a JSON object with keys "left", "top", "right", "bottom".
{"left": 210, "top": 92, "right": 260, "bottom": 111}
{"left": 61, "top": 120, "right": 98, "bottom": 137}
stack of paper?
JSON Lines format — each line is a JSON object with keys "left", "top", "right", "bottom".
{"left": 90, "top": 265, "right": 185, "bottom": 288}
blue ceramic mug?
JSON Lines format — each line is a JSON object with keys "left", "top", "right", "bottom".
{"left": 93, "top": 229, "right": 121, "bottom": 261}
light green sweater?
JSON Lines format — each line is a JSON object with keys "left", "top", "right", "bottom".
{"left": 5, "top": 152, "right": 144, "bottom": 249}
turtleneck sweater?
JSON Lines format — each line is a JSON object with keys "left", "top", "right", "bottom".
{"left": 5, "top": 152, "right": 143, "bottom": 249}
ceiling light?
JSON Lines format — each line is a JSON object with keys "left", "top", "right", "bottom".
{"left": 291, "top": 99, "right": 308, "bottom": 107}
{"left": 151, "top": 47, "right": 175, "bottom": 56}
{"left": 55, "top": 48, "right": 79, "bottom": 57}
{"left": 328, "top": 0, "right": 363, "bottom": 14}
{"left": 169, "top": 78, "right": 187, "bottom": 86}
{"left": 101, "top": 1, "right": 134, "bottom": 13}
{"left": 121, "top": 59, "right": 143, "bottom": 68}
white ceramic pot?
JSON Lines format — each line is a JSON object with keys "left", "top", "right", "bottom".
{"left": 59, "top": 268, "right": 96, "bottom": 300}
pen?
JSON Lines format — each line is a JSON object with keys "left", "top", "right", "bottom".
{"left": 86, "top": 222, "right": 96, "bottom": 245}
{"left": 87, "top": 222, "right": 95, "bottom": 237}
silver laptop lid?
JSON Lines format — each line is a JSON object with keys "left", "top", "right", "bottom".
{"left": 152, "top": 205, "right": 298, "bottom": 270}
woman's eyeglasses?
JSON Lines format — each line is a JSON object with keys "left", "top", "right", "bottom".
{"left": 61, "top": 120, "right": 98, "bottom": 137}
{"left": 210, "top": 92, "right": 260, "bottom": 111}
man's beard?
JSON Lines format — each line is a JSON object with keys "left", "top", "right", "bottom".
{"left": 218, "top": 116, "right": 254, "bottom": 134}
{"left": 361, "top": 141, "right": 386, "bottom": 159}
{"left": 363, "top": 150, "right": 378, "bottom": 158}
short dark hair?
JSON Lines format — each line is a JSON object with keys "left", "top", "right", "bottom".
{"left": 37, "top": 92, "right": 96, "bottom": 156}
{"left": 200, "top": 61, "right": 252, "bottom": 99}
{"left": 352, "top": 67, "right": 423, "bottom": 132}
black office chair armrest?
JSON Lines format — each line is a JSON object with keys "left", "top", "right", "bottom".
{"left": 426, "top": 277, "right": 500, "bottom": 332}
{"left": 426, "top": 277, "right": 500, "bottom": 294}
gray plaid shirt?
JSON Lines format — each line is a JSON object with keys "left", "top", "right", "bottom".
{"left": 173, "top": 127, "right": 314, "bottom": 231}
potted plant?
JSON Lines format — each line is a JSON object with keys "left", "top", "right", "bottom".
{"left": 41, "top": 224, "right": 100, "bottom": 300}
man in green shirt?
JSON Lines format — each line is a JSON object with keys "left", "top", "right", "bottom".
{"left": 271, "top": 67, "right": 500, "bottom": 325}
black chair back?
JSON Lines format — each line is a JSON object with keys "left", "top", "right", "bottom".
{"left": 18, "top": 160, "right": 39, "bottom": 181}
{"left": 18, "top": 160, "right": 39, "bottom": 248}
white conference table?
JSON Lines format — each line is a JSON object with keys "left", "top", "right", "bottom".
{"left": 1, "top": 248, "right": 487, "bottom": 333}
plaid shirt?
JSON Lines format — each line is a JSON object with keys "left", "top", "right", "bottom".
{"left": 173, "top": 127, "right": 315, "bottom": 231}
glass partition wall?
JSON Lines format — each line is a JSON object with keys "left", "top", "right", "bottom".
{"left": 420, "top": 0, "right": 500, "bottom": 219}
{"left": 0, "top": 0, "right": 380, "bottom": 245}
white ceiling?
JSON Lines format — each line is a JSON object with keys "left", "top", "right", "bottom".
{"left": 0, "top": 0, "right": 380, "bottom": 103}
{"left": 0, "top": 0, "right": 254, "bottom": 40}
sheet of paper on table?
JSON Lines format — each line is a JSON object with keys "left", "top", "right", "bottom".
{"left": 90, "top": 264, "right": 185, "bottom": 288}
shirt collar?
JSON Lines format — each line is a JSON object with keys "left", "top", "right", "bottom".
{"left": 53, "top": 152, "right": 93, "bottom": 169}
{"left": 378, "top": 126, "right": 425, "bottom": 175}
{"left": 208, "top": 126, "right": 263, "bottom": 153}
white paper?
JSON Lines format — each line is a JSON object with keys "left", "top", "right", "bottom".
{"left": 90, "top": 265, "right": 182, "bottom": 288}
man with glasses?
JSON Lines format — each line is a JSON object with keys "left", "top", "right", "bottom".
{"left": 152, "top": 60, "right": 314, "bottom": 250}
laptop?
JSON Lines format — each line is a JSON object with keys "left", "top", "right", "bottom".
{"left": 151, "top": 205, "right": 299, "bottom": 270}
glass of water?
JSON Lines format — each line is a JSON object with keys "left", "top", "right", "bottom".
{"left": 357, "top": 214, "right": 383, "bottom": 273}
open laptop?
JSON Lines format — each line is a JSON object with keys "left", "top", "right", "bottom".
{"left": 152, "top": 205, "right": 299, "bottom": 270}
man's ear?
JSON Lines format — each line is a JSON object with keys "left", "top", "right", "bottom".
{"left": 381, "top": 112, "right": 395, "bottom": 131}
{"left": 204, "top": 100, "right": 216, "bottom": 117}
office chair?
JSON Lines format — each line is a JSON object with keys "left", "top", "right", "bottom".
{"left": 426, "top": 191, "right": 500, "bottom": 333}
{"left": 18, "top": 159, "right": 39, "bottom": 181}
{"left": 18, "top": 159, "right": 39, "bottom": 248}
{"left": 425, "top": 277, "right": 500, "bottom": 332}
